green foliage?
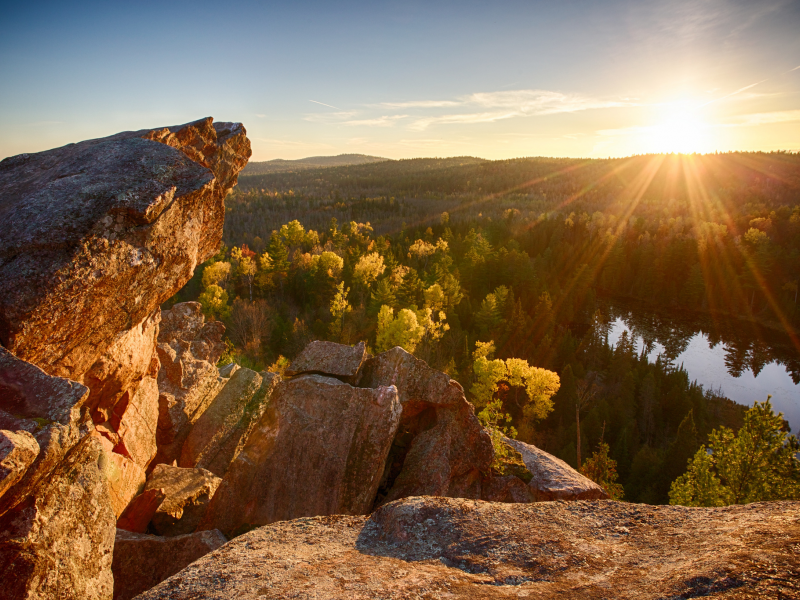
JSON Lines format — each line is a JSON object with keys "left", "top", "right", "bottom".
{"left": 198, "top": 284, "right": 230, "bottom": 320}
{"left": 375, "top": 306, "right": 425, "bottom": 353}
{"left": 581, "top": 442, "right": 625, "bottom": 500}
{"left": 669, "top": 399, "right": 800, "bottom": 506}
{"left": 329, "top": 282, "right": 352, "bottom": 342}
{"left": 166, "top": 153, "right": 800, "bottom": 505}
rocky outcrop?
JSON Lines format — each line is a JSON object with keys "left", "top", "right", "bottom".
{"left": 0, "top": 429, "right": 39, "bottom": 498}
{"left": 0, "top": 119, "right": 250, "bottom": 599}
{"left": 179, "top": 369, "right": 280, "bottom": 477}
{"left": 137, "top": 496, "right": 800, "bottom": 600}
{"left": 112, "top": 528, "right": 227, "bottom": 600}
{"left": 358, "top": 347, "right": 493, "bottom": 504}
{"left": 145, "top": 464, "right": 222, "bottom": 536}
{"left": 0, "top": 118, "right": 249, "bottom": 390}
{"left": 286, "top": 340, "right": 366, "bottom": 382}
{"left": 117, "top": 488, "right": 166, "bottom": 533}
{"left": 0, "top": 346, "right": 90, "bottom": 516}
{"left": 201, "top": 374, "right": 401, "bottom": 538}
{"left": 0, "top": 436, "right": 116, "bottom": 600}
{"left": 505, "top": 436, "right": 608, "bottom": 500}
{"left": 154, "top": 302, "right": 228, "bottom": 467}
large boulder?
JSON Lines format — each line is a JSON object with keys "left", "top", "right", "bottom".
{"left": 179, "top": 369, "right": 280, "bottom": 477}
{"left": 153, "top": 302, "right": 227, "bottom": 466}
{"left": 357, "top": 347, "right": 493, "bottom": 504}
{"left": 0, "top": 436, "right": 115, "bottom": 600}
{"left": 0, "top": 429, "right": 39, "bottom": 498}
{"left": 136, "top": 496, "right": 800, "bottom": 600}
{"left": 0, "top": 346, "right": 90, "bottom": 516}
{"left": 111, "top": 528, "right": 227, "bottom": 600}
{"left": 145, "top": 464, "right": 222, "bottom": 536}
{"left": 0, "top": 118, "right": 250, "bottom": 404}
{"left": 286, "top": 340, "right": 366, "bottom": 382}
{"left": 505, "top": 436, "right": 608, "bottom": 500}
{"left": 201, "top": 374, "right": 401, "bottom": 538}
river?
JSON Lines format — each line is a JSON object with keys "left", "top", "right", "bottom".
{"left": 603, "top": 302, "right": 800, "bottom": 434}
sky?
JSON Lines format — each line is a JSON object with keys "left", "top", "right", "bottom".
{"left": 1, "top": 0, "right": 799, "bottom": 161}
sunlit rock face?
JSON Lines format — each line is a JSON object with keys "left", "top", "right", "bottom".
{"left": 0, "top": 118, "right": 250, "bottom": 414}
{"left": 0, "top": 436, "right": 116, "bottom": 600}
{"left": 200, "top": 374, "right": 401, "bottom": 538}
{"left": 153, "top": 301, "right": 228, "bottom": 467}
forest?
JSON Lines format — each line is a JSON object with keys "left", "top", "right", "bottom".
{"left": 168, "top": 151, "right": 800, "bottom": 504}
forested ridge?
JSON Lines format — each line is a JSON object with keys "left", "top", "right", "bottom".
{"left": 169, "top": 151, "right": 800, "bottom": 504}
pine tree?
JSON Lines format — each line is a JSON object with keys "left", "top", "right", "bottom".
{"left": 581, "top": 441, "right": 625, "bottom": 500}
{"left": 669, "top": 399, "right": 800, "bottom": 506}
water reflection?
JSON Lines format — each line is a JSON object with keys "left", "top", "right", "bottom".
{"left": 604, "top": 301, "right": 800, "bottom": 384}
{"left": 602, "top": 301, "right": 800, "bottom": 433}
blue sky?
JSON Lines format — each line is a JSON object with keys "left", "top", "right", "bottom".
{"left": 2, "top": 0, "right": 799, "bottom": 160}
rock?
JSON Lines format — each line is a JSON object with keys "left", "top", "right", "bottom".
{"left": 217, "top": 363, "right": 239, "bottom": 378}
{"left": 357, "top": 347, "right": 493, "bottom": 504}
{"left": 201, "top": 375, "right": 401, "bottom": 538}
{"left": 0, "top": 346, "right": 90, "bottom": 516}
{"left": 505, "top": 437, "right": 608, "bottom": 500}
{"left": 480, "top": 473, "right": 535, "bottom": 503}
{"left": 153, "top": 302, "right": 228, "bottom": 466}
{"left": 117, "top": 488, "right": 166, "bottom": 534}
{"left": 84, "top": 310, "right": 160, "bottom": 424}
{"left": 136, "top": 496, "right": 800, "bottom": 600}
{"left": 285, "top": 340, "right": 366, "bottom": 381}
{"left": 179, "top": 369, "right": 281, "bottom": 477}
{"left": 0, "top": 118, "right": 250, "bottom": 388}
{"left": 102, "top": 450, "right": 146, "bottom": 518}
{"left": 115, "top": 375, "right": 160, "bottom": 469}
{"left": 112, "top": 528, "right": 227, "bottom": 600}
{"left": 0, "top": 436, "right": 115, "bottom": 600}
{"left": 0, "top": 429, "right": 39, "bottom": 498}
{"left": 145, "top": 464, "right": 221, "bottom": 536}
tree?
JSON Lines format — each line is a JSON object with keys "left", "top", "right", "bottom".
{"left": 228, "top": 299, "right": 271, "bottom": 359}
{"left": 202, "top": 261, "right": 231, "bottom": 290}
{"left": 369, "top": 278, "right": 396, "bottom": 315}
{"left": 239, "top": 256, "right": 257, "bottom": 301}
{"left": 581, "top": 441, "right": 625, "bottom": 500}
{"left": 353, "top": 252, "right": 386, "bottom": 290}
{"left": 669, "top": 399, "right": 800, "bottom": 506}
{"left": 375, "top": 306, "right": 425, "bottom": 353}
{"left": 198, "top": 284, "right": 230, "bottom": 320}
{"left": 329, "top": 282, "right": 352, "bottom": 342}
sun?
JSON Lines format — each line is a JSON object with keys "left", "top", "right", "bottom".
{"left": 646, "top": 99, "right": 712, "bottom": 154}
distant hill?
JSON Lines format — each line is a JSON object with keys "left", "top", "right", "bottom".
{"left": 242, "top": 154, "right": 388, "bottom": 175}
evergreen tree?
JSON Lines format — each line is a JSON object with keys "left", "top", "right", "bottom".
{"left": 669, "top": 399, "right": 800, "bottom": 506}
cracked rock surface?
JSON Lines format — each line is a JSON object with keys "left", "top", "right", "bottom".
{"left": 139, "top": 495, "right": 800, "bottom": 599}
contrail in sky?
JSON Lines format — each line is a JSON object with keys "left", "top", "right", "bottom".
{"left": 702, "top": 80, "right": 766, "bottom": 107}
{"left": 309, "top": 99, "right": 342, "bottom": 110}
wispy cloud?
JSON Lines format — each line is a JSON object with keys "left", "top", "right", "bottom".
{"left": 377, "top": 100, "right": 461, "bottom": 108}
{"left": 408, "top": 111, "right": 518, "bottom": 131}
{"left": 379, "top": 89, "right": 637, "bottom": 130}
{"left": 726, "top": 110, "right": 800, "bottom": 126}
{"left": 304, "top": 111, "right": 358, "bottom": 123}
{"left": 466, "top": 90, "right": 636, "bottom": 115}
{"left": 343, "top": 115, "right": 409, "bottom": 127}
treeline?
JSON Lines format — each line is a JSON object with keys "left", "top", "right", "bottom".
{"left": 227, "top": 152, "right": 800, "bottom": 331}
